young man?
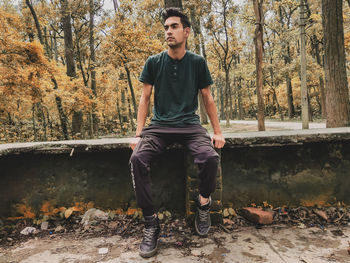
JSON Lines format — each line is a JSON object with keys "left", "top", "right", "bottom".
{"left": 129, "top": 8, "right": 225, "bottom": 258}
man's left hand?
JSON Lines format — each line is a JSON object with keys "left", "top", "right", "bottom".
{"left": 211, "top": 133, "right": 225, "bottom": 149}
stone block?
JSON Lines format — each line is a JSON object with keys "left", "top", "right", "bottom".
{"left": 241, "top": 207, "right": 273, "bottom": 225}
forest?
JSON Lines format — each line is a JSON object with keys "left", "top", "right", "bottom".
{"left": 0, "top": 0, "right": 349, "bottom": 142}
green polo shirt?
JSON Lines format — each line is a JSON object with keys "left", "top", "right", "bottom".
{"left": 139, "top": 51, "right": 213, "bottom": 126}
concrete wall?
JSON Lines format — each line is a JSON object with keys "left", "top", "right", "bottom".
{"left": 1, "top": 128, "right": 350, "bottom": 219}
{"left": 222, "top": 141, "right": 350, "bottom": 207}
{"left": 0, "top": 148, "right": 186, "bottom": 218}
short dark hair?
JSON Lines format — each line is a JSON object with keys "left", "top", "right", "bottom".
{"left": 162, "top": 8, "right": 191, "bottom": 29}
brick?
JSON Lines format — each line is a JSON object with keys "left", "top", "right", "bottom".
{"left": 241, "top": 207, "right": 273, "bottom": 225}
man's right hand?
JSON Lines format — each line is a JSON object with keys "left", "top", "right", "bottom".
{"left": 130, "top": 136, "right": 141, "bottom": 150}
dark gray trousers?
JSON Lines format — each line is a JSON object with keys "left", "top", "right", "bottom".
{"left": 129, "top": 125, "right": 220, "bottom": 216}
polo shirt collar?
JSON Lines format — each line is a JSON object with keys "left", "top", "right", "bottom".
{"left": 166, "top": 51, "right": 188, "bottom": 63}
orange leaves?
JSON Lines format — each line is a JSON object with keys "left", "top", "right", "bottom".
{"left": 0, "top": 9, "right": 56, "bottom": 128}
{"left": 125, "top": 208, "right": 139, "bottom": 216}
{"left": 8, "top": 203, "right": 36, "bottom": 220}
{"left": 61, "top": 202, "right": 95, "bottom": 219}
{"left": 7, "top": 200, "right": 144, "bottom": 221}
{"left": 8, "top": 200, "right": 96, "bottom": 220}
{"left": 23, "top": 41, "right": 47, "bottom": 65}
{"left": 40, "top": 201, "right": 56, "bottom": 216}
{"left": 101, "top": 12, "right": 163, "bottom": 69}
{"left": 345, "top": 32, "right": 350, "bottom": 53}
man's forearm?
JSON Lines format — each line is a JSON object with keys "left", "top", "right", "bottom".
{"left": 205, "top": 100, "right": 222, "bottom": 134}
{"left": 202, "top": 92, "right": 222, "bottom": 134}
{"left": 135, "top": 97, "right": 149, "bottom": 136}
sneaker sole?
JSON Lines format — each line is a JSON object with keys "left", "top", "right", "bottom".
{"left": 139, "top": 241, "right": 158, "bottom": 258}
{"left": 194, "top": 218, "right": 210, "bottom": 237}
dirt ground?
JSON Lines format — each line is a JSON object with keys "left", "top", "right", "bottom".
{"left": 1, "top": 223, "right": 349, "bottom": 263}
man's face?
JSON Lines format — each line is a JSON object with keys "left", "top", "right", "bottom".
{"left": 164, "top": 16, "right": 189, "bottom": 49}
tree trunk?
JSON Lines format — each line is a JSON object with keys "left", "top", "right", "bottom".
{"left": 43, "top": 26, "right": 51, "bottom": 59}
{"left": 26, "top": 0, "right": 53, "bottom": 62}
{"left": 225, "top": 69, "right": 230, "bottom": 126}
{"left": 61, "top": 0, "right": 76, "bottom": 77}
{"left": 278, "top": 5, "right": 296, "bottom": 119}
{"left": 112, "top": 0, "right": 118, "bottom": 11}
{"left": 61, "top": 0, "right": 80, "bottom": 136}
{"left": 26, "top": 0, "right": 68, "bottom": 139}
{"left": 124, "top": 65, "right": 137, "bottom": 119}
{"left": 322, "top": 0, "right": 350, "bottom": 127}
{"left": 53, "top": 30, "right": 58, "bottom": 62}
{"left": 89, "top": 0, "right": 98, "bottom": 136}
{"left": 311, "top": 34, "right": 327, "bottom": 117}
{"left": 253, "top": 0, "right": 265, "bottom": 131}
{"left": 269, "top": 67, "right": 283, "bottom": 120}
{"left": 190, "top": 6, "right": 208, "bottom": 124}
{"left": 116, "top": 87, "right": 123, "bottom": 132}
{"left": 286, "top": 76, "right": 295, "bottom": 118}
{"left": 32, "top": 104, "right": 37, "bottom": 141}
{"left": 50, "top": 29, "right": 54, "bottom": 60}
{"left": 300, "top": 0, "right": 309, "bottom": 129}
{"left": 121, "top": 87, "right": 128, "bottom": 134}
{"left": 72, "top": 111, "right": 83, "bottom": 136}
{"left": 76, "top": 38, "right": 88, "bottom": 87}
{"left": 89, "top": 0, "right": 97, "bottom": 97}
{"left": 318, "top": 76, "right": 326, "bottom": 117}
{"left": 128, "top": 97, "right": 135, "bottom": 131}
{"left": 25, "top": 0, "right": 44, "bottom": 44}
{"left": 88, "top": 111, "right": 94, "bottom": 138}
{"left": 220, "top": 80, "right": 224, "bottom": 120}
{"left": 38, "top": 103, "right": 47, "bottom": 141}
{"left": 229, "top": 81, "right": 233, "bottom": 120}
{"left": 52, "top": 78, "right": 69, "bottom": 140}
{"left": 237, "top": 78, "right": 243, "bottom": 120}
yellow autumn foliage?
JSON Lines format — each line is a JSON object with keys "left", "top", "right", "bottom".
{"left": 0, "top": 0, "right": 349, "bottom": 142}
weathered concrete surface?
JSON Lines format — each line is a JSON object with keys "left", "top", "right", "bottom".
{"left": 222, "top": 145, "right": 350, "bottom": 207}
{"left": 1, "top": 128, "right": 350, "bottom": 218}
{"left": 0, "top": 149, "right": 186, "bottom": 218}
{"left": 1, "top": 225, "right": 349, "bottom": 263}
{"left": 1, "top": 127, "right": 349, "bottom": 156}
{"left": 224, "top": 127, "right": 350, "bottom": 147}
{"left": 0, "top": 138, "right": 133, "bottom": 156}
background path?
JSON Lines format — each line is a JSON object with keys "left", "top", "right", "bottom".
{"left": 221, "top": 120, "right": 326, "bottom": 130}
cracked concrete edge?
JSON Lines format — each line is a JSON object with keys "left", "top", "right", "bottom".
{"left": 1, "top": 127, "right": 350, "bottom": 156}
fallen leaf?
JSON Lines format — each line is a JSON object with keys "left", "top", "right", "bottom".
{"left": 65, "top": 208, "right": 73, "bottom": 219}
{"left": 223, "top": 218, "right": 235, "bottom": 225}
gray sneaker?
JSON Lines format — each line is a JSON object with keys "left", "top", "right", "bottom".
{"left": 195, "top": 196, "right": 212, "bottom": 236}
{"left": 139, "top": 215, "right": 160, "bottom": 258}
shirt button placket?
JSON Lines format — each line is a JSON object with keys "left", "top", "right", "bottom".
{"left": 173, "top": 63, "right": 177, "bottom": 81}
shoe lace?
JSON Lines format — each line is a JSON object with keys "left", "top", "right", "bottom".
{"left": 143, "top": 227, "right": 156, "bottom": 243}
{"left": 198, "top": 207, "right": 210, "bottom": 223}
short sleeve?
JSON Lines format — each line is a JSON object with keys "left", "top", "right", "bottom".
{"left": 139, "top": 56, "right": 154, "bottom": 85}
{"left": 198, "top": 58, "right": 213, "bottom": 89}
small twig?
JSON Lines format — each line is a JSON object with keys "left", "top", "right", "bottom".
{"left": 219, "top": 224, "right": 231, "bottom": 233}
{"left": 333, "top": 213, "right": 345, "bottom": 223}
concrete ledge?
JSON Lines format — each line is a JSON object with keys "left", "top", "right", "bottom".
{"left": 0, "top": 138, "right": 133, "bottom": 156}
{"left": 1, "top": 127, "right": 350, "bottom": 156}
{"left": 1, "top": 127, "right": 350, "bottom": 219}
{"left": 224, "top": 127, "right": 350, "bottom": 147}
